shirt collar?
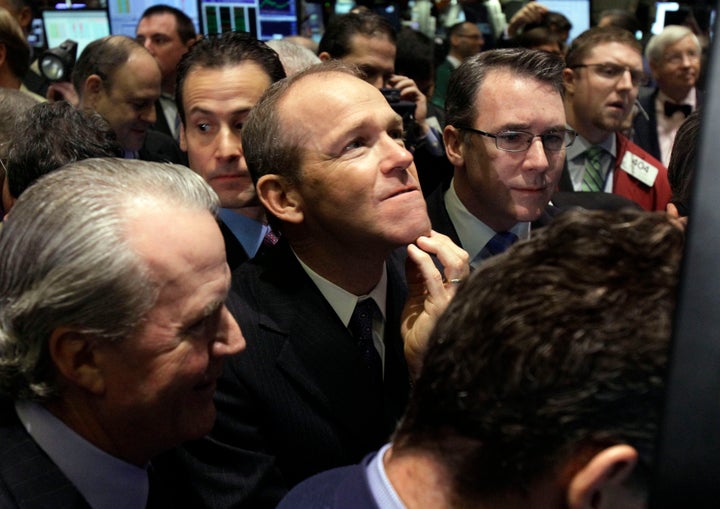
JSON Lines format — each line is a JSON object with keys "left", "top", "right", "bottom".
{"left": 218, "top": 208, "right": 268, "bottom": 258}
{"left": 366, "top": 443, "right": 406, "bottom": 509}
{"left": 15, "top": 400, "right": 149, "bottom": 509}
{"left": 443, "top": 178, "right": 530, "bottom": 262}
{"left": 293, "top": 250, "right": 388, "bottom": 327}
{"left": 656, "top": 87, "right": 697, "bottom": 108}
{"left": 567, "top": 132, "right": 617, "bottom": 162}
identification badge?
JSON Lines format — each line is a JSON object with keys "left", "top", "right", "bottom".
{"left": 620, "top": 152, "right": 658, "bottom": 187}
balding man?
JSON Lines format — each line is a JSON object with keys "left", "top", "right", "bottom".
{"left": 72, "top": 35, "right": 186, "bottom": 164}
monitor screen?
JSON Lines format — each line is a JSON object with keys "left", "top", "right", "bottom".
{"left": 652, "top": 2, "right": 683, "bottom": 35}
{"left": 199, "top": 0, "right": 298, "bottom": 40}
{"left": 108, "top": 0, "right": 200, "bottom": 38}
{"left": 540, "top": 0, "right": 590, "bottom": 43}
{"left": 42, "top": 9, "right": 111, "bottom": 56}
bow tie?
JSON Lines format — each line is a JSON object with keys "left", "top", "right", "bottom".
{"left": 664, "top": 101, "right": 692, "bottom": 118}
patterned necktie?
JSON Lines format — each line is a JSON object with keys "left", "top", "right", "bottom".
{"left": 473, "top": 231, "right": 519, "bottom": 266}
{"left": 582, "top": 145, "right": 605, "bottom": 192}
{"left": 348, "top": 299, "right": 383, "bottom": 387}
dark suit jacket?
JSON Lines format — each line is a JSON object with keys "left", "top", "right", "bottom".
{"left": 218, "top": 219, "right": 250, "bottom": 271}
{"left": 276, "top": 453, "right": 379, "bottom": 509}
{"left": 425, "top": 180, "right": 556, "bottom": 249}
{"left": 0, "top": 398, "right": 91, "bottom": 509}
{"left": 148, "top": 100, "right": 174, "bottom": 139}
{"left": 139, "top": 130, "right": 188, "bottom": 166}
{"left": 165, "top": 240, "right": 411, "bottom": 508}
{"left": 632, "top": 87, "right": 704, "bottom": 162}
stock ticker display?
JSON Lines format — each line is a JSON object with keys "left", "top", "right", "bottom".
{"left": 199, "top": 0, "right": 298, "bottom": 40}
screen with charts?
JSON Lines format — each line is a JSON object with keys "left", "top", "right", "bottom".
{"left": 42, "top": 9, "right": 111, "bottom": 56}
{"left": 198, "top": 0, "right": 298, "bottom": 40}
{"left": 108, "top": 0, "right": 200, "bottom": 38}
{"left": 540, "top": 0, "right": 590, "bottom": 43}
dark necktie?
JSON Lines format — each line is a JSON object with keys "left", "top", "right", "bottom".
{"left": 664, "top": 101, "right": 692, "bottom": 118}
{"left": 474, "top": 231, "right": 519, "bottom": 266}
{"left": 348, "top": 299, "right": 383, "bottom": 387}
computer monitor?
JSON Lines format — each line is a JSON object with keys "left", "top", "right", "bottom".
{"left": 42, "top": 9, "right": 111, "bottom": 56}
{"left": 198, "top": 0, "right": 298, "bottom": 40}
{"left": 650, "top": 2, "right": 687, "bottom": 35}
{"left": 108, "top": 0, "right": 200, "bottom": 38}
{"left": 540, "top": 0, "right": 590, "bottom": 43}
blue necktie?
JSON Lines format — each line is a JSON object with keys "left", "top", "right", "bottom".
{"left": 348, "top": 299, "right": 383, "bottom": 388}
{"left": 473, "top": 231, "right": 519, "bottom": 266}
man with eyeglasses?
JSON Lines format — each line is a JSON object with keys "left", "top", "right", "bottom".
{"left": 633, "top": 25, "right": 703, "bottom": 167}
{"left": 560, "top": 26, "right": 671, "bottom": 212}
{"left": 427, "top": 48, "right": 572, "bottom": 268}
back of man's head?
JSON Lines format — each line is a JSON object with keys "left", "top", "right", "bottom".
{"left": 318, "top": 11, "right": 396, "bottom": 59}
{"left": 0, "top": 158, "right": 218, "bottom": 402}
{"left": 445, "top": 48, "right": 565, "bottom": 135}
{"left": 0, "top": 6, "right": 30, "bottom": 81}
{"left": 175, "top": 31, "right": 285, "bottom": 123}
{"left": 6, "top": 101, "right": 123, "bottom": 201}
{"left": 72, "top": 35, "right": 139, "bottom": 100}
{"left": 0, "top": 87, "right": 38, "bottom": 158}
{"left": 392, "top": 208, "right": 682, "bottom": 504}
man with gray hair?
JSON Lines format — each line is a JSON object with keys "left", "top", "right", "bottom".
{"left": 0, "top": 158, "right": 244, "bottom": 508}
{"left": 633, "top": 25, "right": 703, "bottom": 167}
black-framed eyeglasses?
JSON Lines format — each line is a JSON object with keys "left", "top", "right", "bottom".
{"left": 570, "top": 63, "right": 649, "bottom": 86}
{"left": 456, "top": 126, "right": 577, "bottom": 152}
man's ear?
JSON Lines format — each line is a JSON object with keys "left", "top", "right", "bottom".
{"left": 179, "top": 122, "right": 188, "bottom": 152}
{"left": 443, "top": 125, "right": 466, "bottom": 168}
{"left": 318, "top": 51, "right": 332, "bottom": 63}
{"left": 82, "top": 74, "right": 105, "bottom": 109}
{"left": 567, "top": 444, "right": 639, "bottom": 509}
{"left": 563, "top": 67, "right": 577, "bottom": 95}
{"left": 49, "top": 327, "right": 106, "bottom": 396}
{"left": 256, "top": 174, "right": 304, "bottom": 224}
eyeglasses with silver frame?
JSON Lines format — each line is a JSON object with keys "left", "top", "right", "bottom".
{"left": 456, "top": 126, "right": 577, "bottom": 153}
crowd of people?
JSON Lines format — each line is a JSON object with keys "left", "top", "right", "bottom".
{"left": 0, "top": 0, "right": 706, "bottom": 507}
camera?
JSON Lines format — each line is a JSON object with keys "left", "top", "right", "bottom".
{"left": 380, "top": 87, "right": 417, "bottom": 143}
{"left": 39, "top": 39, "right": 77, "bottom": 82}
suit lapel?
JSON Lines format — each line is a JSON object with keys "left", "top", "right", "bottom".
{"left": 247, "top": 243, "right": 409, "bottom": 445}
{"left": 0, "top": 400, "right": 92, "bottom": 509}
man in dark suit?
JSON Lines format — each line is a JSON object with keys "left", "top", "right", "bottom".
{"left": 136, "top": 5, "right": 198, "bottom": 142}
{"left": 0, "top": 158, "right": 244, "bottom": 508}
{"left": 633, "top": 25, "right": 702, "bottom": 167}
{"left": 561, "top": 27, "right": 671, "bottom": 212}
{"left": 72, "top": 35, "right": 186, "bottom": 165}
{"left": 175, "top": 32, "right": 286, "bottom": 269}
{"left": 163, "top": 62, "right": 468, "bottom": 508}
{"left": 279, "top": 207, "right": 682, "bottom": 509}
{"left": 430, "top": 48, "right": 572, "bottom": 268}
